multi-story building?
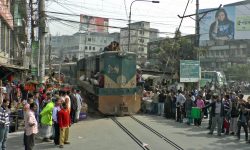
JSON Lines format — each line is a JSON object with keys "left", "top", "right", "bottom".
{"left": 78, "top": 32, "right": 115, "bottom": 58}
{"left": 0, "top": 0, "right": 28, "bottom": 80}
{"left": 49, "top": 32, "right": 118, "bottom": 63}
{"left": 49, "top": 34, "right": 79, "bottom": 63}
{"left": 120, "top": 21, "right": 158, "bottom": 65}
{"left": 200, "top": 40, "right": 250, "bottom": 70}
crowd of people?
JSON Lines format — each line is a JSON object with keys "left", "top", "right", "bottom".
{"left": 0, "top": 80, "right": 84, "bottom": 150}
{"left": 142, "top": 86, "right": 250, "bottom": 144}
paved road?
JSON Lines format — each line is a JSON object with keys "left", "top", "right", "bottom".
{"left": 7, "top": 115, "right": 250, "bottom": 150}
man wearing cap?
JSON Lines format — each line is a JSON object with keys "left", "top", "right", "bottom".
{"left": 204, "top": 93, "right": 225, "bottom": 136}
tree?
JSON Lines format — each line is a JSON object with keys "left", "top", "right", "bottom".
{"left": 225, "top": 64, "right": 250, "bottom": 81}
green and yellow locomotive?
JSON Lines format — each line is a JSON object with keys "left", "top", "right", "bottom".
{"left": 77, "top": 49, "right": 141, "bottom": 115}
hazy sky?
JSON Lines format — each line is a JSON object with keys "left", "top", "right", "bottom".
{"left": 47, "top": 0, "right": 244, "bottom": 37}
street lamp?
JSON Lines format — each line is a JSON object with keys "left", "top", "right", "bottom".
{"left": 127, "top": 0, "right": 160, "bottom": 52}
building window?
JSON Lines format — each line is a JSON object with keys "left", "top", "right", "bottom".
{"left": 88, "top": 38, "right": 91, "bottom": 42}
{"left": 216, "top": 51, "right": 219, "bottom": 56}
{"left": 85, "top": 46, "right": 88, "bottom": 50}
{"left": 139, "top": 30, "right": 144, "bottom": 35}
{"left": 210, "top": 51, "right": 214, "bottom": 57}
{"left": 89, "top": 46, "right": 91, "bottom": 50}
{"left": 93, "top": 47, "right": 95, "bottom": 50}
{"left": 242, "top": 48, "right": 246, "bottom": 55}
{"left": 104, "top": 39, "right": 107, "bottom": 43}
{"left": 220, "top": 50, "right": 224, "bottom": 56}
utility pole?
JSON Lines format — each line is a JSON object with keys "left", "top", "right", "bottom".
{"left": 178, "top": 1, "right": 221, "bottom": 90}
{"left": 39, "top": 0, "right": 46, "bottom": 83}
{"left": 49, "top": 34, "right": 52, "bottom": 77}
{"left": 195, "top": 0, "right": 199, "bottom": 49}
{"left": 29, "top": 0, "right": 35, "bottom": 43}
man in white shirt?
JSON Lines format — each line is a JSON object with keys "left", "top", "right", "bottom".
{"left": 75, "top": 90, "right": 83, "bottom": 122}
{"left": 176, "top": 90, "right": 186, "bottom": 122}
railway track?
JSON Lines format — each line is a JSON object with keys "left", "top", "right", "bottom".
{"left": 111, "top": 116, "right": 184, "bottom": 150}
{"left": 111, "top": 117, "right": 150, "bottom": 150}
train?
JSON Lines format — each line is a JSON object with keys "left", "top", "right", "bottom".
{"left": 76, "top": 49, "right": 141, "bottom": 115}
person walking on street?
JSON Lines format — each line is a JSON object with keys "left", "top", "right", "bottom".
{"left": 158, "top": 90, "right": 166, "bottom": 116}
{"left": 33, "top": 92, "right": 40, "bottom": 122}
{"left": 176, "top": 90, "right": 186, "bottom": 123}
{"left": 194, "top": 95, "right": 205, "bottom": 126}
{"left": 52, "top": 96, "right": 62, "bottom": 145}
{"left": 69, "top": 89, "right": 77, "bottom": 124}
{"left": 40, "top": 92, "right": 55, "bottom": 142}
{"left": 75, "top": 90, "right": 83, "bottom": 122}
{"left": 236, "top": 94, "right": 248, "bottom": 142}
{"left": 0, "top": 99, "right": 10, "bottom": 150}
{"left": 205, "top": 94, "right": 225, "bottom": 136}
{"left": 222, "top": 94, "right": 232, "bottom": 135}
{"left": 185, "top": 93, "right": 194, "bottom": 125}
{"left": 246, "top": 96, "right": 250, "bottom": 140}
{"left": 58, "top": 102, "right": 71, "bottom": 148}
{"left": 230, "top": 94, "right": 239, "bottom": 135}
{"left": 24, "top": 103, "right": 38, "bottom": 150}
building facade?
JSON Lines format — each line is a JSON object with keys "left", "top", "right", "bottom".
{"left": 78, "top": 32, "right": 115, "bottom": 58}
{"left": 120, "top": 21, "right": 158, "bottom": 65}
{"left": 200, "top": 40, "right": 250, "bottom": 70}
{"left": 49, "top": 32, "right": 118, "bottom": 63}
{"left": 0, "top": 0, "right": 28, "bottom": 81}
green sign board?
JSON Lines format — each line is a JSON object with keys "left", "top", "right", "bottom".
{"left": 180, "top": 60, "right": 200, "bottom": 82}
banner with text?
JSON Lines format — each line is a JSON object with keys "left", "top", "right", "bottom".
{"left": 199, "top": 4, "right": 250, "bottom": 46}
{"left": 180, "top": 60, "right": 200, "bottom": 82}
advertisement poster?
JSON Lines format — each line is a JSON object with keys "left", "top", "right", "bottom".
{"left": 199, "top": 4, "right": 250, "bottom": 46}
{"left": 199, "top": 6, "right": 235, "bottom": 43}
{"left": 80, "top": 14, "right": 109, "bottom": 33}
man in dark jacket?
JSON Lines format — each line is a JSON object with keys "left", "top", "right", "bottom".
{"left": 69, "top": 89, "right": 78, "bottom": 124}
{"left": 204, "top": 93, "right": 225, "bottom": 136}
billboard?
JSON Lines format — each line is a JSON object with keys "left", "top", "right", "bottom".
{"left": 180, "top": 60, "right": 200, "bottom": 83}
{"left": 80, "top": 14, "right": 109, "bottom": 33}
{"left": 199, "top": 4, "right": 250, "bottom": 46}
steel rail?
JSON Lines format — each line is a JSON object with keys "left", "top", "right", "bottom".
{"left": 111, "top": 117, "right": 150, "bottom": 150}
{"left": 130, "top": 116, "right": 184, "bottom": 150}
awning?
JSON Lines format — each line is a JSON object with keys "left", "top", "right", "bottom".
{"left": 0, "top": 64, "right": 28, "bottom": 70}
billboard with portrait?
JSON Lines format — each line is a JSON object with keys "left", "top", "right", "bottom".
{"left": 199, "top": 4, "right": 250, "bottom": 46}
{"left": 80, "top": 14, "right": 109, "bottom": 33}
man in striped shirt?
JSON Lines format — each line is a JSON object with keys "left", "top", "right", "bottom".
{"left": 0, "top": 99, "right": 10, "bottom": 150}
